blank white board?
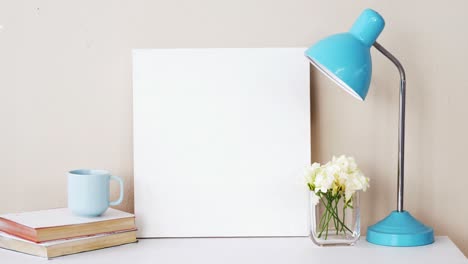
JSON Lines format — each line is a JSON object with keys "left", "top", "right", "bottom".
{"left": 133, "top": 48, "right": 310, "bottom": 237}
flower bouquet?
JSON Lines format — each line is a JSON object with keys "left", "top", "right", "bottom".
{"left": 305, "top": 155, "right": 369, "bottom": 246}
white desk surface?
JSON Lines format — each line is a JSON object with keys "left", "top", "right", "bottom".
{"left": 0, "top": 237, "right": 466, "bottom": 264}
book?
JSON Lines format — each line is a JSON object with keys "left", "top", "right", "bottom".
{"left": 0, "top": 230, "right": 137, "bottom": 258}
{"left": 0, "top": 208, "right": 135, "bottom": 243}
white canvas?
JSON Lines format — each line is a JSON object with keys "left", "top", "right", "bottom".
{"left": 133, "top": 48, "right": 310, "bottom": 237}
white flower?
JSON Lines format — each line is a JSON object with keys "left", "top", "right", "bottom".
{"left": 305, "top": 162, "right": 321, "bottom": 191}
{"left": 344, "top": 171, "right": 370, "bottom": 201}
{"left": 314, "top": 163, "right": 338, "bottom": 193}
{"left": 304, "top": 155, "right": 370, "bottom": 200}
{"left": 332, "top": 155, "right": 358, "bottom": 173}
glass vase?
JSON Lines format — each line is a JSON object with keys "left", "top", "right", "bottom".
{"left": 309, "top": 191, "right": 360, "bottom": 246}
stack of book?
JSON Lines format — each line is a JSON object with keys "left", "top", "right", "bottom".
{"left": 0, "top": 208, "right": 137, "bottom": 258}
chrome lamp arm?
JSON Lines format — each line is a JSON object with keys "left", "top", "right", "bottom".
{"left": 373, "top": 41, "right": 406, "bottom": 212}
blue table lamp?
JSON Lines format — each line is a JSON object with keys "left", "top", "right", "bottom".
{"left": 305, "top": 9, "right": 434, "bottom": 246}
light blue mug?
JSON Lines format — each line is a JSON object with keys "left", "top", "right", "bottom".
{"left": 68, "top": 169, "right": 124, "bottom": 217}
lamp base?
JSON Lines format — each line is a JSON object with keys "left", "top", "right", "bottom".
{"left": 367, "top": 210, "right": 434, "bottom": 246}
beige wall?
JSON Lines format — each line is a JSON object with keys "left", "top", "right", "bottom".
{"left": 0, "top": 0, "right": 466, "bottom": 256}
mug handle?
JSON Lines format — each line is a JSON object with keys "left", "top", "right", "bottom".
{"left": 109, "top": 175, "right": 124, "bottom": 206}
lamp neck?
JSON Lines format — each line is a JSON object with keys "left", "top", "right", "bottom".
{"left": 373, "top": 42, "right": 406, "bottom": 212}
{"left": 350, "top": 9, "right": 385, "bottom": 47}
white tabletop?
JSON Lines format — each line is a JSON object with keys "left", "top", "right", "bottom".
{"left": 0, "top": 236, "right": 466, "bottom": 264}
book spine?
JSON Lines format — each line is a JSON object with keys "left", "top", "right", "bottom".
{"left": 0, "top": 218, "right": 37, "bottom": 242}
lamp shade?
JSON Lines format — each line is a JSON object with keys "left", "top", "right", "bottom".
{"left": 305, "top": 9, "right": 385, "bottom": 100}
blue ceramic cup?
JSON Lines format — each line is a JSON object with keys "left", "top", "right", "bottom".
{"left": 68, "top": 169, "right": 124, "bottom": 217}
